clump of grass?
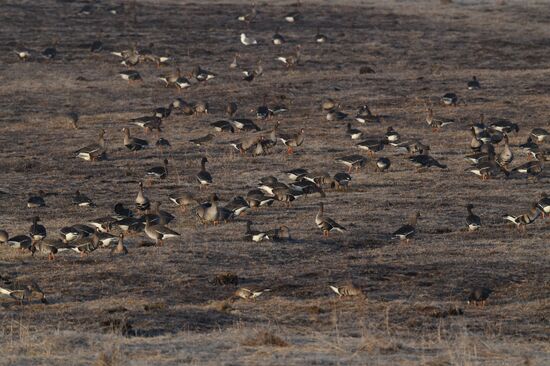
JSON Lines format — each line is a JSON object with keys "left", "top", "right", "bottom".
{"left": 242, "top": 331, "right": 289, "bottom": 347}
{"left": 94, "top": 349, "right": 124, "bottom": 366}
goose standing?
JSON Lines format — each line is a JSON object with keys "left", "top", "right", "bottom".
{"left": 315, "top": 202, "right": 346, "bottom": 237}
{"left": 196, "top": 194, "right": 220, "bottom": 224}
{"left": 135, "top": 182, "right": 150, "bottom": 212}
{"left": 144, "top": 217, "right": 180, "bottom": 246}
{"left": 196, "top": 157, "right": 213, "bottom": 189}
{"left": 466, "top": 204, "right": 481, "bottom": 231}
{"left": 75, "top": 129, "right": 106, "bottom": 161}
{"left": 425, "top": 108, "right": 454, "bottom": 131}
{"left": 122, "top": 127, "right": 149, "bottom": 152}
{"left": 111, "top": 234, "right": 128, "bottom": 255}
{"left": 496, "top": 135, "right": 513, "bottom": 167}
{"left": 29, "top": 216, "right": 47, "bottom": 241}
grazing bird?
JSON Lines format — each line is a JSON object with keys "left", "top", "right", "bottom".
{"left": 244, "top": 221, "right": 267, "bottom": 242}
{"left": 196, "top": 157, "right": 213, "bottom": 189}
{"left": 272, "top": 28, "right": 285, "bottom": 45}
{"left": 226, "top": 102, "right": 238, "bottom": 117}
{"left": 336, "top": 155, "right": 366, "bottom": 172}
{"left": 441, "top": 92, "right": 458, "bottom": 106}
{"left": 196, "top": 194, "right": 220, "bottom": 224}
{"left": 467, "top": 76, "right": 481, "bottom": 90}
{"left": 409, "top": 154, "right": 447, "bottom": 170}
{"left": 503, "top": 203, "right": 540, "bottom": 231}
{"left": 329, "top": 285, "right": 363, "bottom": 298}
{"left": 392, "top": 212, "right": 420, "bottom": 243}
{"left": 73, "top": 190, "right": 94, "bottom": 207}
{"left": 537, "top": 193, "right": 550, "bottom": 218}
{"left": 425, "top": 108, "right": 454, "bottom": 131}
{"left": 315, "top": 202, "right": 346, "bottom": 237}
{"left": 66, "top": 111, "right": 79, "bottom": 129}
{"left": 190, "top": 134, "right": 214, "bottom": 146}
{"left": 375, "top": 157, "right": 391, "bottom": 172}
{"left": 346, "top": 123, "right": 363, "bottom": 140}
{"left": 75, "top": 129, "right": 106, "bottom": 161}
{"left": 146, "top": 158, "right": 169, "bottom": 181}
{"left": 240, "top": 33, "right": 257, "bottom": 46}
{"left": 355, "top": 104, "right": 380, "bottom": 124}
{"left": 27, "top": 191, "right": 46, "bottom": 208}
{"left": 135, "top": 182, "right": 150, "bottom": 212}
{"left": 122, "top": 128, "right": 149, "bottom": 151}
{"left": 144, "top": 217, "right": 180, "bottom": 246}
{"left": 29, "top": 216, "right": 47, "bottom": 241}
{"left": 278, "top": 128, "right": 304, "bottom": 154}
{"left": 466, "top": 204, "right": 481, "bottom": 231}
{"left": 467, "top": 287, "right": 492, "bottom": 306}
{"left": 234, "top": 287, "right": 270, "bottom": 300}
{"left": 315, "top": 27, "right": 328, "bottom": 43}
{"left": 169, "top": 192, "right": 197, "bottom": 212}
{"left": 119, "top": 70, "right": 142, "bottom": 83}
{"left": 531, "top": 128, "right": 549, "bottom": 143}
{"left": 0, "top": 279, "right": 47, "bottom": 304}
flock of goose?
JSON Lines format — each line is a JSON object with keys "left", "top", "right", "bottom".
{"left": 2, "top": 2, "right": 550, "bottom": 305}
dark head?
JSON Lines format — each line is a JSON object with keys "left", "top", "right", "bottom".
{"left": 211, "top": 193, "right": 219, "bottom": 202}
{"left": 201, "top": 157, "right": 208, "bottom": 164}
{"left": 387, "top": 126, "right": 394, "bottom": 132}
{"left": 33, "top": 216, "right": 40, "bottom": 223}
{"left": 163, "top": 158, "right": 169, "bottom": 165}
{"left": 466, "top": 204, "right": 474, "bottom": 210}
{"left": 541, "top": 192, "right": 548, "bottom": 199}
{"left": 472, "top": 76, "right": 477, "bottom": 81}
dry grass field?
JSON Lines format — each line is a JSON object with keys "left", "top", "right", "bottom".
{"left": 1, "top": 0, "right": 549, "bottom": 365}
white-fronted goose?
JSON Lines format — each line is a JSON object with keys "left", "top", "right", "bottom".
{"left": 355, "top": 104, "right": 380, "bottom": 124}
{"left": 7, "top": 235, "right": 32, "bottom": 250}
{"left": 357, "top": 138, "right": 384, "bottom": 156}
{"left": 151, "top": 201, "right": 175, "bottom": 225}
{"left": 88, "top": 216, "right": 114, "bottom": 233}
{"left": 272, "top": 28, "right": 285, "bottom": 45}
{"left": 246, "top": 189, "right": 275, "bottom": 208}
{"left": 234, "top": 287, "right": 270, "bottom": 300}
{"left": 333, "top": 172, "right": 352, "bottom": 189}
{"left": 467, "top": 76, "right": 481, "bottom": 90}
{"left": 240, "top": 33, "right": 257, "bottom": 46}
{"left": 29, "top": 216, "right": 46, "bottom": 241}
{"left": 174, "top": 76, "right": 192, "bottom": 90}
{"left": 0, "top": 230, "right": 8, "bottom": 244}
{"left": 130, "top": 115, "right": 162, "bottom": 132}
{"left": 496, "top": 135, "right": 513, "bottom": 167}
{"left": 285, "top": 168, "right": 309, "bottom": 181}
{"left": 90, "top": 40, "right": 103, "bottom": 52}
{"left": 336, "top": 155, "right": 366, "bottom": 172}
{"left": 409, "top": 154, "right": 447, "bottom": 170}
{"left": 265, "top": 225, "right": 291, "bottom": 242}
{"left": 27, "top": 191, "right": 46, "bottom": 208}
{"left": 111, "top": 234, "right": 128, "bottom": 255}
{"left": 75, "top": 129, "right": 106, "bottom": 161}
{"left": 277, "top": 46, "right": 301, "bottom": 68}
{"left": 531, "top": 128, "right": 549, "bottom": 143}
{"left": 196, "top": 194, "right": 220, "bottom": 224}
{"left": 346, "top": 123, "right": 363, "bottom": 140}
{"left": 316, "top": 202, "right": 346, "bottom": 237}
{"left": 326, "top": 109, "right": 347, "bottom": 121}
{"left": 73, "top": 190, "right": 94, "bottom": 207}
{"left": 519, "top": 137, "right": 538, "bottom": 156}
{"left": 226, "top": 102, "right": 238, "bottom": 117}
{"left": 169, "top": 192, "right": 197, "bottom": 212}
{"left": 225, "top": 196, "right": 250, "bottom": 216}
{"left": 230, "top": 118, "right": 260, "bottom": 132}
{"left": 194, "top": 101, "right": 209, "bottom": 115}
{"left": 113, "top": 203, "right": 134, "bottom": 219}
{"left": 536, "top": 193, "right": 550, "bottom": 218}
{"left": 59, "top": 226, "right": 81, "bottom": 242}
{"left": 466, "top": 204, "right": 481, "bottom": 231}
{"left": 144, "top": 217, "right": 180, "bottom": 246}
{"left": 244, "top": 221, "right": 267, "bottom": 242}
{"left": 211, "top": 120, "right": 234, "bottom": 133}
{"left": 385, "top": 127, "right": 400, "bottom": 143}
{"left": 468, "top": 287, "right": 491, "bottom": 306}
{"left": 315, "top": 27, "right": 327, "bottom": 43}
{"left": 285, "top": 11, "right": 301, "bottom": 22}
{"left": 426, "top": 108, "right": 454, "bottom": 131}
{"left": 488, "top": 118, "right": 519, "bottom": 134}
{"left": 14, "top": 47, "right": 34, "bottom": 61}
{"left": 72, "top": 224, "right": 96, "bottom": 237}
{"left": 322, "top": 98, "right": 337, "bottom": 112}
{"left": 32, "top": 239, "right": 68, "bottom": 260}
{"left": 329, "top": 285, "right": 363, "bottom": 298}
{"left": 503, "top": 203, "right": 540, "bottom": 231}
{"left": 189, "top": 134, "right": 214, "bottom": 147}
{"left": 375, "top": 157, "right": 391, "bottom": 172}
{"left": 42, "top": 43, "right": 57, "bottom": 60}
{"left": 192, "top": 65, "right": 216, "bottom": 82}
{"left": 69, "top": 233, "right": 100, "bottom": 257}
{"left": 278, "top": 128, "right": 304, "bottom": 154}
{"left": 95, "top": 231, "right": 118, "bottom": 247}
{"left": 441, "top": 92, "right": 458, "bottom": 106}
{"left": 122, "top": 128, "right": 149, "bottom": 151}
{"left": 155, "top": 138, "right": 171, "bottom": 151}
{"left": 119, "top": 70, "right": 142, "bottom": 83}
{"left": 469, "top": 127, "right": 484, "bottom": 152}
{"left": 158, "top": 68, "right": 181, "bottom": 87}
{"left": 65, "top": 111, "right": 79, "bottom": 129}
{"left": 0, "top": 279, "right": 47, "bottom": 304}
{"left": 392, "top": 212, "right": 420, "bottom": 243}
{"left": 230, "top": 53, "right": 239, "bottom": 69}
{"left": 197, "top": 157, "right": 213, "bottom": 189}
{"left": 393, "top": 140, "right": 430, "bottom": 155}
{"left": 135, "top": 182, "right": 150, "bottom": 212}
{"left": 512, "top": 154, "right": 543, "bottom": 177}
{"left": 237, "top": 3, "right": 257, "bottom": 23}
{"left": 146, "top": 159, "right": 169, "bottom": 180}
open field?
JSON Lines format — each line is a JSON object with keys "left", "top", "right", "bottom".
{"left": 0, "top": 0, "right": 549, "bottom": 365}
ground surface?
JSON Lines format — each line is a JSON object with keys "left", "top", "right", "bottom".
{"left": 0, "top": 0, "right": 549, "bottom": 365}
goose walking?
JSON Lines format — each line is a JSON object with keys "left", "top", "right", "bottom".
{"left": 315, "top": 202, "right": 346, "bottom": 237}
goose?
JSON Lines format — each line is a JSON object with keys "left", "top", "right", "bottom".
{"left": 519, "top": 137, "right": 538, "bottom": 156}
{"left": 27, "top": 191, "right": 46, "bottom": 208}
{"left": 230, "top": 53, "right": 239, "bottom": 69}
{"left": 441, "top": 92, "right": 458, "bottom": 106}
{"left": 467, "top": 76, "right": 481, "bottom": 90}
{"left": 95, "top": 231, "right": 118, "bottom": 247}
{"left": 14, "top": 47, "right": 34, "bottom": 61}
{"left": 211, "top": 120, "right": 235, "bottom": 133}
{"left": 169, "top": 192, "right": 197, "bottom": 212}
{"left": 7, "top": 235, "right": 33, "bottom": 250}
{"left": 32, "top": 239, "right": 68, "bottom": 260}
{"left": 158, "top": 68, "right": 181, "bottom": 87}
{"left": 175, "top": 76, "right": 192, "bottom": 90}
{"left": 496, "top": 135, "right": 513, "bottom": 167}
{"left": 29, "top": 216, "right": 47, "bottom": 241}
{"left": 276, "top": 46, "right": 301, "bottom": 68}
{"left": 391, "top": 212, "right": 420, "bottom": 243}
{"left": 257, "top": 100, "right": 272, "bottom": 120}
{"left": 471, "top": 114, "right": 487, "bottom": 135}
{"left": 240, "top": 33, "right": 257, "bottom": 46}
{"left": 192, "top": 65, "right": 216, "bottom": 82}
{"left": 329, "top": 285, "right": 363, "bottom": 297}
{"left": 75, "top": 129, "right": 106, "bottom": 161}
{"left": 69, "top": 232, "right": 100, "bottom": 256}
{"left": 111, "top": 234, "right": 128, "bottom": 255}
{"left": 326, "top": 109, "right": 348, "bottom": 121}
{"left": 375, "top": 157, "right": 391, "bottom": 172}
{"left": 315, "top": 27, "right": 328, "bottom": 43}
{"left": 355, "top": 104, "right": 380, "bottom": 123}
{"left": 194, "top": 101, "right": 209, "bottom": 114}
{"left": 226, "top": 102, "right": 238, "bottom": 117}
{"left": 0, "top": 230, "right": 8, "bottom": 244}
{"left": 90, "top": 40, "right": 103, "bottom": 52}
{"left": 225, "top": 196, "right": 250, "bottom": 216}
{"left": 466, "top": 204, "right": 481, "bottom": 231}
{"left": 356, "top": 138, "right": 384, "bottom": 156}
{"left": 333, "top": 172, "right": 352, "bottom": 189}
{"left": 316, "top": 202, "right": 346, "bottom": 237}
{"left": 246, "top": 189, "right": 275, "bottom": 208}
{"left": 65, "top": 111, "right": 79, "bottom": 129}
{"left": 285, "top": 11, "right": 301, "bottom": 22}
{"left": 536, "top": 193, "right": 550, "bottom": 218}
{"left": 503, "top": 203, "right": 540, "bottom": 231}
{"left": 425, "top": 108, "right": 454, "bottom": 131}
{"left": 321, "top": 98, "right": 337, "bottom": 112}
{"left": 272, "top": 187, "right": 297, "bottom": 207}
{"left": 469, "top": 127, "right": 484, "bottom": 152}
{"left": 272, "top": 28, "right": 285, "bottom": 45}
{"left": 237, "top": 3, "right": 257, "bottom": 23}
{"left": 154, "top": 104, "right": 173, "bottom": 119}
{"left": 0, "top": 280, "right": 47, "bottom": 304}
{"left": 234, "top": 287, "right": 270, "bottom": 300}
{"left": 285, "top": 168, "right": 309, "bottom": 181}
{"left": 113, "top": 203, "right": 134, "bottom": 219}
{"left": 73, "top": 190, "right": 94, "bottom": 207}
{"left": 244, "top": 221, "right": 267, "bottom": 242}
{"left": 130, "top": 115, "right": 162, "bottom": 132}
{"left": 512, "top": 154, "right": 543, "bottom": 177}
{"left": 197, "top": 157, "right": 213, "bottom": 189}
{"left": 42, "top": 43, "right": 57, "bottom": 60}
{"left": 59, "top": 226, "right": 82, "bottom": 242}
{"left": 346, "top": 123, "right": 363, "bottom": 140}
{"left": 119, "top": 70, "right": 142, "bottom": 82}
{"left": 150, "top": 201, "right": 175, "bottom": 225}
{"left": 135, "top": 182, "right": 150, "bottom": 212}
{"left": 242, "top": 60, "right": 263, "bottom": 81}
{"left": 336, "top": 155, "right": 366, "bottom": 172}
{"left": 88, "top": 216, "right": 114, "bottom": 233}
{"left": 230, "top": 118, "right": 261, "bottom": 131}
{"left": 409, "top": 154, "right": 447, "bottom": 170}
{"left": 122, "top": 128, "right": 149, "bottom": 151}
{"left": 146, "top": 159, "right": 169, "bottom": 180}
{"left": 144, "top": 217, "right": 180, "bottom": 246}
{"left": 467, "top": 287, "right": 491, "bottom": 306}
{"left": 155, "top": 138, "right": 171, "bottom": 150}
{"left": 278, "top": 128, "right": 304, "bottom": 154}
{"left": 531, "top": 128, "right": 549, "bottom": 143}
{"left": 465, "top": 144, "right": 495, "bottom": 165}
{"left": 385, "top": 127, "right": 400, "bottom": 143}
{"left": 190, "top": 133, "right": 214, "bottom": 146}
{"left": 72, "top": 224, "right": 96, "bottom": 237}
{"left": 114, "top": 217, "right": 143, "bottom": 233}
{"left": 488, "top": 118, "right": 519, "bottom": 134}
{"left": 393, "top": 140, "right": 430, "bottom": 155}
{"left": 196, "top": 194, "right": 220, "bottom": 224}
{"left": 265, "top": 225, "right": 291, "bottom": 242}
